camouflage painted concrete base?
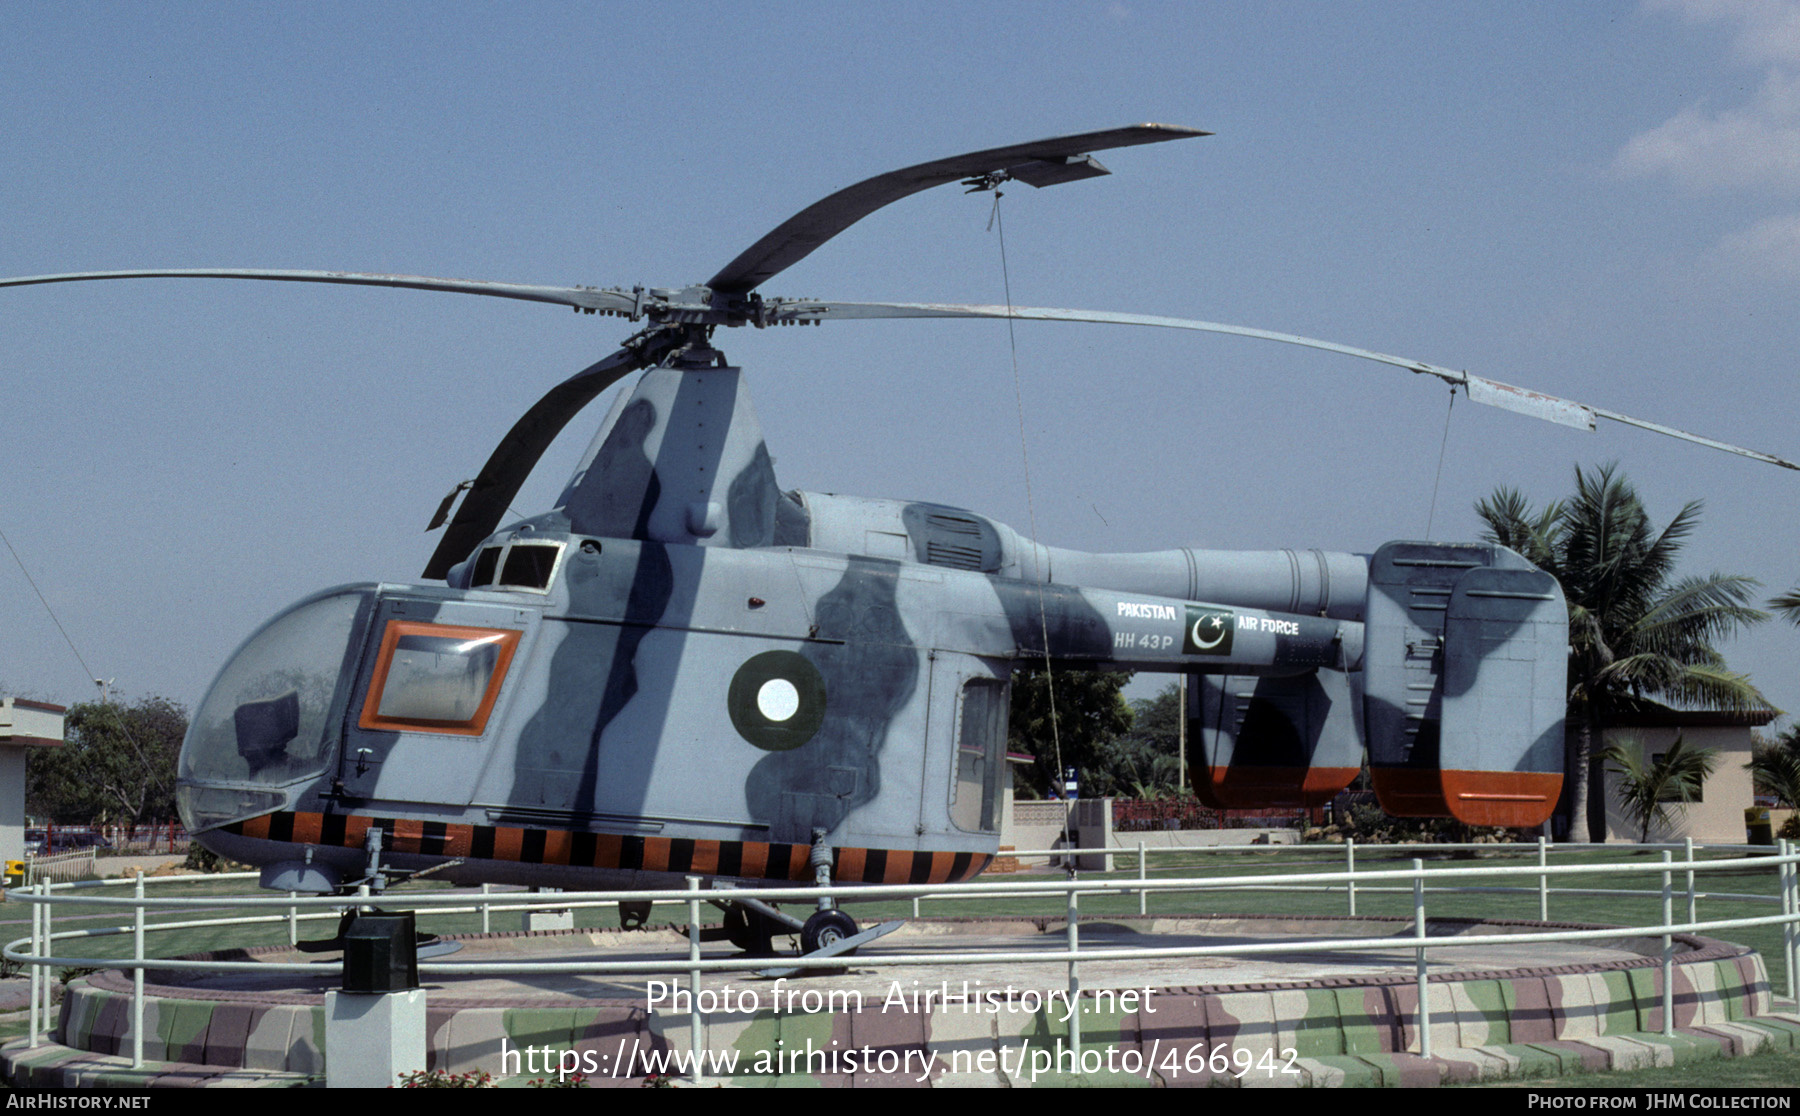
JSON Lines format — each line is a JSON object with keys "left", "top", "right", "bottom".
{"left": 3, "top": 921, "right": 1792, "bottom": 1088}
{"left": 8, "top": 1012, "right": 1799, "bottom": 1089}
{"left": 0, "top": 1038, "right": 319, "bottom": 1088}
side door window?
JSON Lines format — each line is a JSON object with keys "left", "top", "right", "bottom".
{"left": 950, "top": 678, "right": 1008, "bottom": 833}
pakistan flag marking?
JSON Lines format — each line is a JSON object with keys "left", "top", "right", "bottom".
{"left": 1183, "top": 606, "right": 1234, "bottom": 656}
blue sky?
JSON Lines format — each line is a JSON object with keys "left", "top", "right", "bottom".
{"left": 4, "top": 1, "right": 1798, "bottom": 727}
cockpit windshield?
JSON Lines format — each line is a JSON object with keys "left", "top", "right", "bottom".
{"left": 177, "top": 587, "right": 373, "bottom": 830}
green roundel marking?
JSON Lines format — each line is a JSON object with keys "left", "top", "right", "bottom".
{"left": 728, "top": 651, "right": 826, "bottom": 751}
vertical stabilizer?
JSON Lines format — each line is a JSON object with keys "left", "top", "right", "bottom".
{"left": 1364, "top": 542, "right": 1565, "bottom": 826}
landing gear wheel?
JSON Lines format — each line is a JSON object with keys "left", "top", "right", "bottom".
{"left": 723, "top": 907, "right": 778, "bottom": 956}
{"left": 801, "top": 909, "right": 859, "bottom": 955}
{"left": 723, "top": 907, "right": 753, "bottom": 949}
{"left": 618, "top": 900, "right": 653, "bottom": 930}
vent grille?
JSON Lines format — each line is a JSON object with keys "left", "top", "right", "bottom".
{"left": 924, "top": 513, "right": 988, "bottom": 571}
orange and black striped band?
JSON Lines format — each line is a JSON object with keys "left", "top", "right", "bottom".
{"left": 223, "top": 810, "right": 992, "bottom": 886}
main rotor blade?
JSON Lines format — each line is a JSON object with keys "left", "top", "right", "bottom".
{"left": 422, "top": 330, "right": 682, "bottom": 579}
{"left": 706, "top": 124, "right": 1208, "bottom": 296}
{"left": 0, "top": 269, "right": 638, "bottom": 314}
{"left": 795, "top": 301, "right": 1799, "bottom": 471}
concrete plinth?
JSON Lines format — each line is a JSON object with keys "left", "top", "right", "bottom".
{"left": 324, "top": 988, "right": 426, "bottom": 1088}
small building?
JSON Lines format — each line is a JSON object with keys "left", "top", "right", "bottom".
{"left": 1, "top": 697, "right": 66, "bottom": 862}
{"left": 1601, "top": 708, "right": 1776, "bottom": 844}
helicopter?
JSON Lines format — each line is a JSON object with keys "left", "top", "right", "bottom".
{"left": 6, "top": 125, "right": 1794, "bottom": 954}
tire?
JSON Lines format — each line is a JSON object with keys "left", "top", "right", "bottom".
{"left": 800, "top": 908, "right": 859, "bottom": 955}
{"left": 723, "top": 907, "right": 755, "bottom": 950}
{"left": 723, "top": 906, "right": 777, "bottom": 955}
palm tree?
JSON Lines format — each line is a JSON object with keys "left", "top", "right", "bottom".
{"left": 1477, "top": 464, "right": 1770, "bottom": 841}
{"left": 1748, "top": 726, "right": 1800, "bottom": 809}
{"left": 1774, "top": 586, "right": 1800, "bottom": 626}
{"left": 1603, "top": 735, "right": 1718, "bottom": 843}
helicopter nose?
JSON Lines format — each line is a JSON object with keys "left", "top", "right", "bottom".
{"left": 177, "top": 586, "right": 376, "bottom": 831}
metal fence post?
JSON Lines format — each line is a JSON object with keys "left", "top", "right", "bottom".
{"left": 28, "top": 883, "right": 42, "bottom": 1048}
{"left": 132, "top": 872, "right": 146, "bottom": 1068}
{"left": 1138, "top": 841, "right": 1148, "bottom": 916}
{"left": 1067, "top": 881, "right": 1082, "bottom": 1061}
{"left": 1784, "top": 839, "right": 1797, "bottom": 1004}
{"left": 1413, "top": 858, "right": 1430, "bottom": 1058}
{"left": 1684, "top": 837, "right": 1696, "bottom": 927}
{"left": 481, "top": 883, "right": 492, "bottom": 934}
{"left": 287, "top": 891, "right": 298, "bottom": 947}
{"left": 1661, "top": 850, "right": 1674, "bottom": 1037}
{"left": 1346, "top": 838, "right": 1357, "bottom": 917}
{"left": 686, "top": 876, "right": 704, "bottom": 1086}
{"left": 1537, "top": 835, "right": 1549, "bottom": 921}
{"left": 40, "top": 882, "right": 54, "bottom": 1035}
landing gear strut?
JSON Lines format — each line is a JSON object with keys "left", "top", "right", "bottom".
{"left": 800, "top": 827, "right": 861, "bottom": 956}
{"left": 701, "top": 829, "right": 894, "bottom": 960}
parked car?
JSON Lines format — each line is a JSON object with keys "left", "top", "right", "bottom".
{"left": 24, "top": 828, "right": 112, "bottom": 855}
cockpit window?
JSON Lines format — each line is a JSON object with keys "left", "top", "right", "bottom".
{"left": 470, "top": 546, "right": 501, "bottom": 587}
{"left": 500, "top": 543, "right": 559, "bottom": 589}
{"left": 357, "top": 621, "right": 520, "bottom": 735}
{"left": 181, "top": 588, "right": 372, "bottom": 789}
{"left": 468, "top": 541, "right": 562, "bottom": 591}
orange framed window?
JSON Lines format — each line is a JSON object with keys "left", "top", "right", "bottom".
{"left": 357, "top": 620, "right": 521, "bottom": 736}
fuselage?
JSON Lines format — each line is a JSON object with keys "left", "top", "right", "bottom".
{"left": 178, "top": 494, "right": 1363, "bottom": 893}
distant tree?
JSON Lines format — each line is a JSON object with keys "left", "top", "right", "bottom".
{"left": 1602, "top": 735, "right": 1718, "bottom": 843}
{"left": 1007, "top": 668, "right": 1133, "bottom": 797}
{"left": 27, "top": 696, "right": 186, "bottom": 824}
{"left": 1749, "top": 724, "right": 1800, "bottom": 809}
{"left": 1765, "top": 592, "right": 1800, "bottom": 818}
{"left": 1477, "top": 464, "right": 1769, "bottom": 841}
{"left": 1106, "top": 681, "right": 1186, "bottom": 798}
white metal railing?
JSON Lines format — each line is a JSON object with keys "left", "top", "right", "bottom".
{"left": 5, "top": 839, "right": 1798, "bottom": 1081}
{"left": 955, "top": 835, "right": 1744, "bottom": 924}
{"left": 21, "top": 849, "right": 98, "bottom": 887}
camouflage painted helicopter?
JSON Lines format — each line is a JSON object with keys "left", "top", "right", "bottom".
{"left": 6, "top": 125, "right": 1794, "bottom": 953}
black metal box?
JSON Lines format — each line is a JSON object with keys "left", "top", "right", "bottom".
{"left": 342, "top": 912, "right": 419, "bottom": 993}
